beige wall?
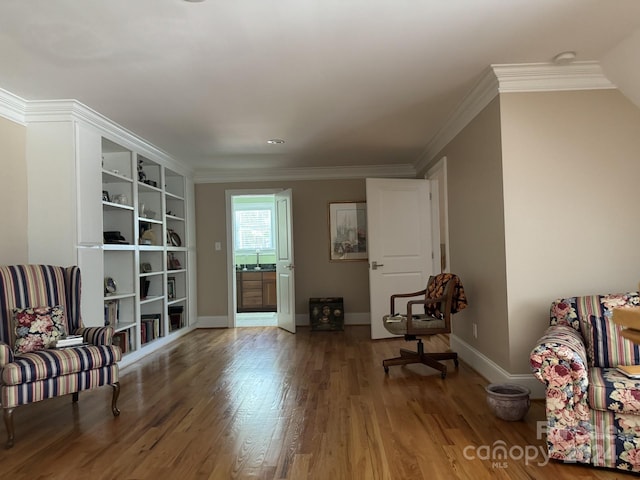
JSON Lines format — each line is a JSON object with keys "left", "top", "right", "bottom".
{"left": 0, "top": 116, "right": 28, "bottom": 264}
{"left": 421, "top": 89, "right": 640, "bottom": 376}
{"left": 501, "top": 89, "right": 640, "bottom": 372}
{"left": 195, "top": 179, "right": 370, "bottom": 319}
{"left": 423, "top": 97, "right": 511, "bottom": 369}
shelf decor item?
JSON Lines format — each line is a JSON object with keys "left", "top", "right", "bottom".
{"left": 167, "top": 253, "right": 181, "bottom": 270}
{"left": 104, "top": 277, "right": 117, "bottom": 295}
{"left": 167, "top": 229, "right": 182, "bottom": 247}
{"left": 328, "top": 201, "right": 367, "bottom": 261}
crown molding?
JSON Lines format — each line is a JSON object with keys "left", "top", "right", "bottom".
{"left": 194, "top": 163, "right": 416, "bottom": 184}
{"left": 0, "top": 87, "right": 27, "bottom": 125}
{"left": 24, "top": 99, "right": 186, "bottom": 172}
{"left": 414, "top": 66, "right": 499, "bottom": 173}
{"left": 492, "top": 61, "right": 616, "bottom": 93}
{"left": 3, "top": 96, "right": 192, "bottom": 177}
{"left": 414, "top": 61, "right": 616, "bottom": 172}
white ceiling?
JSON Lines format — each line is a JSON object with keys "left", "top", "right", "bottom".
{"left": 1, "top": 0, "right": 640, "bottom": 177}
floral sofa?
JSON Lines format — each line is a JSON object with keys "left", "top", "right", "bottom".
{"left": 530, "top": 292, "right": 640, "bottom": 472}
{"left": 0, "top": 265, "right": 122, "bottom": 448}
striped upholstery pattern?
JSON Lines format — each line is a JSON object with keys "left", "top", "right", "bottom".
{"left": 0, "top": 265, "right": 120, "bottom": 411}
{"left": 585, "top": 315, "right": 640, "bottom": 368}
{"left": 1, "top": 365, "right": 118, "bottom": 408}
{"left": 2, "top": 345, "right": 121, "bottom": 385}
{"left": 0, "top": 265, "right": 74, "bottom": 347}
{"left": 0, "top": 343, "right": 13, "bottom": 366}
{"left": 76, "top": 326, "right": 113, "bottom": 346}
{"left": 550, "top": 293, "right": 640, "bottom": 368}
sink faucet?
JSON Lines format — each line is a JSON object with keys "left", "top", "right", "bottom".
{"left": 255, "top": 250, "right": 261, "bottom": 270}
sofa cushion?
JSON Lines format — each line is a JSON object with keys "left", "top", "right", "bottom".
{"left": 13, "top": 305, "right": 66, "bottom": 354}
{"left": 589, "top": 368, "right": 640, "bottom": 414}
{"left": 583, "top": 315, "right": 640, "bottom": 368}
{"left": 1, "top": 344, "right": 122, "bottom": 386}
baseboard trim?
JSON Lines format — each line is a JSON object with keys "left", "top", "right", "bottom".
{"left": 197, "top": 316, "right": 230, "bottom": 328}
{"left": 295, "top": 311, "right": 371, "bottom": 326}
{"left": 118, "top": 326, "right": 195, "bottom": 369}
{"left": 450, "top": 334, "right": 546, "bottom": 399}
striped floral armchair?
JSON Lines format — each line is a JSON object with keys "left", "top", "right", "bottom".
{"left": 0, "top": 265, "right": 121, "bottom": 448}
{"left": 530, "top": 292, "right": 640, "bottom": 473}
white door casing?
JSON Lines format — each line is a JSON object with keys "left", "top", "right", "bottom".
{"left": 275, "top": 189, "right": 296, "bottom": 333}
{"left": 366, "top": 178, "right": 438, "bottom": 340}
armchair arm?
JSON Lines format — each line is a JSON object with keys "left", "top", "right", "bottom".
{"left": 390, "top": 289, "right": 427, "bottom": 315}
{"left": 73, "top": 326, "right": 115, "bottom": 346}
{"left": 530, "top": 324, "right": 592, "bottom": 463}
{"left": 0, "top": 342, "right": 14, "bottom": 367}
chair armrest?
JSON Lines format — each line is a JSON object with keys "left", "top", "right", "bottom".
{"left": 390, "top": 289, "right": 427, "bottom": 315}
{"left": 0, "top": 342, "right": 14, "bottom": 367}
{"left": 73, "top": 326, "right": 115, "bottom": 346}
{"left": 530, "top": 324, "right": 592, "bottom": 462}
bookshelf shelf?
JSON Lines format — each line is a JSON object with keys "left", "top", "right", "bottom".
{"left": 100, "top": 139, "right": 191, "bottom": 357}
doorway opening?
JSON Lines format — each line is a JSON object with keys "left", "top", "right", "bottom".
{"left": 231, "top": 193, "right": 278, "bottom": 327}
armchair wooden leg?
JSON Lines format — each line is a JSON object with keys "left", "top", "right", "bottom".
{"left": 3, "top": 407, "right": 14, "bottom": 449}
{"left": 72, "top": 392, "right": 79, "bottom": 403}
{"left": 111, "top": 382, "right": 120, "bottom": 417}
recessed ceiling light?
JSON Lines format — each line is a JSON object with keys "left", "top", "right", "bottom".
{"left": 267, "top": 139, "right": 285, "bottom": 144}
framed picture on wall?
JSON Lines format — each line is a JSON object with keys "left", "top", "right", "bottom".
{"left": 328, "top": 201, "right": 368, "bottom": 261}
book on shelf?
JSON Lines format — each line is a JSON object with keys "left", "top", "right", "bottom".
{"left": 112, "top": 330, "right": 130, "bottom": 354}
{"left": 104, "top": 299, "right": 120, "bottom": 327}
{"left": 55, "top": 335, "right": 84, "bottom": 348}
{"left": 140, "top": 321, "right": 148, "bottom": 344}
{"left": 141, "top": 313, "right": 161, "bottom": 343}
{"left": 169, "top": 305, "right": 184, "bottom": 331}
{"left": 616, "top": 365, "right": 640, "bottom": 378}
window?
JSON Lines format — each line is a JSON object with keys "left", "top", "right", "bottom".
{"left": 233, "top": 196, "right": 275, "bottom": 251}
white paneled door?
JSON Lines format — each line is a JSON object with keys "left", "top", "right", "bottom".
{"left": 366, "top": 178, "right": 439, "bottom": 339}
{"left": 275, "top": 189, "right": 296, "bottom": 333}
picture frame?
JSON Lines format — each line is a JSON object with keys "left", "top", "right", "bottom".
{"left": 167, "top": 253, "right": 182, "bottom": 270}
{"left": 167, "top": 277, "right": 176, "bottom": 300}
{"left": 328, "top": 201, "right": 368, "bottom": 261}
{"left": 102, "top": 190, "right": 110, "bottom": 202}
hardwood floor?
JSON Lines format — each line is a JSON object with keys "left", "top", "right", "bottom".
{"left": 0, "top": 326, "right": 633, "bottom": 479}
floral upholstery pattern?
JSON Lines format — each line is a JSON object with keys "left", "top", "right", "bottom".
{"left": 12, "top": 305, "right": 66, "bottom": 354}
{"left": 531, "top": 292, "right": 640, "bottom": 473}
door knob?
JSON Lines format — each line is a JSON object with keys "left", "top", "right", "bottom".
{"left": 371, "top": 261, "right": 384, "bottom": 270}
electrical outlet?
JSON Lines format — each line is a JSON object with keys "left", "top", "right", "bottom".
{"left": 215, "top": 241, "right": 221, "bottom": 251}
{"left": 473, "top": 323, "right": 478, "bottom": 339}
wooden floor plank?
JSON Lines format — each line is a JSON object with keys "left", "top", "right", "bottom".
{"left": 0, "top": 326, "right": 632, "bottom": 479}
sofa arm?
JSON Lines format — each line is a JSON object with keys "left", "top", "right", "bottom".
{"left": 73, "top": 326, "right": 114, "bottom": 346}
{"left": 530, "top": 324, "right": 592, "bottom": 463}
{"left": 0, "top": 342, "right": 14, "bottom": 367}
